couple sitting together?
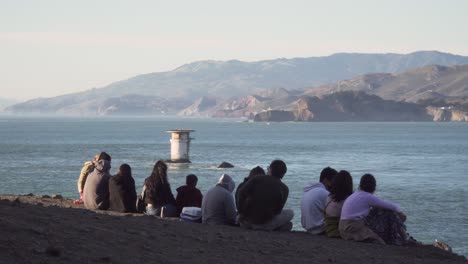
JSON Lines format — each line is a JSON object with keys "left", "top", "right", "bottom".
{"left": 301, "top": 167, "right": 415, "bottom": 245}
{"left": 202, "top": 159, "right": 294, "bottom": 231}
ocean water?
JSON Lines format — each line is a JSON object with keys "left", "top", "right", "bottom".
{"left": 0, "top": 116, "right": 467, "bottom": 255}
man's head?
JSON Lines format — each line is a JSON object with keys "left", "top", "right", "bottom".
{"left": 320, "top": 166, "right": 337, "bottom": 189}
{"left": 186, "top": 174, "right": 198, "bottom": 188}
{"left": 359, "top": 174, "right": 376, "bottom": 193}
{"left": 97, "top": 152, "right": 111, "bottom": 162}
{"left": 268, "top": 160, "right": 287, "bottom": 179}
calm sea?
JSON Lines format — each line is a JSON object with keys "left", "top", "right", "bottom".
{"left": 0, "top": 116, "right": 467, "bottom": 255}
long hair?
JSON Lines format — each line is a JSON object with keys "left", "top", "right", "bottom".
{"left": 119, "top": 163, "right": 132, "bottom": 179}
{"left": 329, "top": 170, "right": 353, "bottom": 202}
{"left": 145, "top": 160, "right": 169, "bottom": 203}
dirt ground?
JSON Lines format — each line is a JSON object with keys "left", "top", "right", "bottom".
{"left": 0, "top": 194, "right": 466, "bottom": 264}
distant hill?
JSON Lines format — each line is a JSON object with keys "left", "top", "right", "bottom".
{"left": 304, "top": 64, "right": 468, "bottom": 102}
{"left": 0, "top": 98, "right": 19, "bottom": 111}
{"left": 253, "top": 91, "right": 468, "bottom": 122}
{"left": 6, "top": 51, "right": 468, "bottom": 114}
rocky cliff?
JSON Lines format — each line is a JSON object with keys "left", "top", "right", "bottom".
{"left": 254, "top": 91, "right": 434, "bottom": 122}
{"left": 426, "top": 107, "right": 468, "bottom": 122}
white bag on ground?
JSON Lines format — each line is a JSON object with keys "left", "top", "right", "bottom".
{"left": 180, "top": 207, "right": 202, "bottom": 222}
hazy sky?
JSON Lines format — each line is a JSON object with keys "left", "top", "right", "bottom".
{"left": 1, "top": 0, "right": 467, "bottom": 100}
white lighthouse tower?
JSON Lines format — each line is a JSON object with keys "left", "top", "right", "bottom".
{"left": 165, "top": 129, "right": 194, "bottom": 163}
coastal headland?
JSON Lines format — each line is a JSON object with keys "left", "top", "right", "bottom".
{"left": 1, "top": 194, "right": 466, "bottom": 264}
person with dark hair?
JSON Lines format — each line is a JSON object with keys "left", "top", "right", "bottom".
{"left": 175, "top": 174, "right": 203, "bottom": 216}
{"left": 324, "top": 170, "right": 353, "bottom": 237}
{"left": 74, "top": 153, "right": 100, "bottom": 204}
{"left": 140, "top": 160, "right": 176, "bottom": 217}
{"left": 238, "top": 160, "right": 293, "bottom": 231}
{"left": 83, "top": 152, "right": 112, "bottom": 210}
{"left": 339, "top": 174, "right": 408, "bottom": 245}
{"left": 202, "top": 174, "right": 237, "bottom": 225}
{"left": 301, "top": 166, "right": 337, "bottom": 234}
{"left": 235, "top": 166, "right": 265, "bottom": 210}
{"left": 109, "top": 164, "right": 137, "bottom": 213}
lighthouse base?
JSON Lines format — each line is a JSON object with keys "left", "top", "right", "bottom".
{"left": 164, "top": 158, "right": 191, "bottom": 164}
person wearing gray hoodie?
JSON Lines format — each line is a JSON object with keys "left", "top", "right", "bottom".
{"left": 201, "top": 174, "right": 237, "bottom": 225}
{"left": 83, "top": 152, "right": 112, "bottom": 210}
{"left": 300, "top": 167, "right": 337, "bottom": 234}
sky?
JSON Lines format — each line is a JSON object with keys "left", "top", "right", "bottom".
{"left": 1, "top": 0, "right": 467, "bottom": 100}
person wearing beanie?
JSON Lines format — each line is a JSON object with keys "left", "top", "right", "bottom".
{"left": 201, "top": 174, "right": 237, "bottom": 225}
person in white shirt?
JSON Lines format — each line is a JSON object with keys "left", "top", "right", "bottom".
{"left": 300, "top": 167, "right": 337, "bottom": 234}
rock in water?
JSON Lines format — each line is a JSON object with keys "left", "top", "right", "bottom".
{"left": 217, "top": 162, "right": 234, "bottom": 168}
{"left": 52, "top": 194, "right": 63, "bottom": 199}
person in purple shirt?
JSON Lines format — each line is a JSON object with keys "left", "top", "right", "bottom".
{"left": 339, "top": 174, "right": 409, "bottom": 245}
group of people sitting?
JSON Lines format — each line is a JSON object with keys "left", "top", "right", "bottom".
{"left": 76, "top": 151, "right": 415, "bottom": 246}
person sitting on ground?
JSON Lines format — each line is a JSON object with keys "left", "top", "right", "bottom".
{"left": 201, "top": 174, "right": 237, "bottom": 225}
{"left": 238, "top": 160, "right": 294, "bottom": 231}
{"left": 83, "top": 152, "right": 112, "bottom": 210}
{"left": 175, "top": 174, "right": 203, "bottom": 216}
{"left": 109, "top": 163, "right": 137, "bottom": 213}
{"left": 324, "top": 170, "right": 353, "bottom": 238}
{"left": 301, "top": 166, "right": 337, "bottom": 235}
{"left": 235, "top": 166, "right": 265, "bottom": 210}
{"left": 339, "top": 174, "right": 408, "bottom": 245}
{"left": 74, "top": 153, "right": 99, "bottom": 204}
{"left": 140, "top": 160, "right": 177, "bottom": 217}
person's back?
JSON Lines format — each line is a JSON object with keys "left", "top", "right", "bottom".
{"left": 143, "top": 178, "right": 176, "bottom": 208}
{"left": 201, "top": 174, "right": 236, "bottom": 225}
{"left": 339, "top": 174, "right": 406, "bottom": 245}
{"left": 109, "top": 164, "right": 137, "bottom": 213}
{"left": 175, "top": 174, "right": 203, "bottom": 216}
{"left": 75, "top": 153, "right": 99, "bottom": 204}
{"left": 142, "top": 160, "right": 176, "bottom": 216}
{"left": 300, "top": 167, "right": 337, "bottom": 235}
{"left": 238, "top": 174, "right": 288, "bottom": 225}
{"left": 235, "top": 166, "right": 265, "bottom": 211}
{"left": 175, "top": 185, "right": 203, "bottom": 215}
{"left": 83, "top": 154, "right": 112, "bottom": 210}
{"left": 300, "top": 182, "right": 329, "bottom": 234}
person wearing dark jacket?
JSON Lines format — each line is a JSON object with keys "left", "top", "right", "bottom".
{"left": 235, "top": 166, "right": 265, "bottom": 210}
{"left": 109, "top": 164, "right": 137, "bottom": 213}
{"left": 175, "top": 174, "right": 203, "bottom": 216}
{"left": 238, "top": 160, "right": 294, "bottom": 231}
{"left": 141, "top": 160, "right": 176, "bottom": 217}
{"left": 83, "top": 152, "right": 112, "bottom": 210}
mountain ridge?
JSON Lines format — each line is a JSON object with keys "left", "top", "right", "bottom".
{"left": 5, "top": 51, "right": 468, "bottom": 116}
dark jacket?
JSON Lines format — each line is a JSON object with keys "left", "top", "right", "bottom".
{"left": 235, "top": 177, "right": 249, "bottom": 210}
{"left": 143, "top": 177, "right": 176, "bottom": 208}
{"left": 109, "top": 173, "right": 137, "bottom": 213}
{"left": 237, "top": 175, "right": 289, "bottom": 225}
{"left": 83, "top": 159, "right": 111, "bottom": 210}
{"left": 175, "top": 185, "right": 203, "bottom": 216}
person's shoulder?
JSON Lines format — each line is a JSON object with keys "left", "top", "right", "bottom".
{"left": 176, "top": 185, "right": 188, "bottom": 193}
